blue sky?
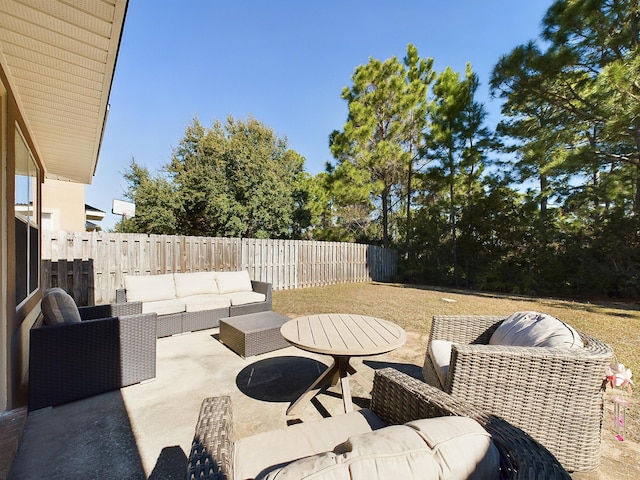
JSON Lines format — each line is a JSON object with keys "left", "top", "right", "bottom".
{"left": 87, "top": 0, "right": 553, "bottom": 231}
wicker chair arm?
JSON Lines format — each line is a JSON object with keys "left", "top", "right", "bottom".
{"left": 448, "top": 338, "right": 613, "bottom": 393}
{"left": 430, "top": 315, "right": 505, "bottom": 344}
{"left": 79, "top": 301, "right": 143, "bottom": 320}
{"left": 251, "top": 280, "right": 272, "bottom": 304}
{"left": 116, "top": 288, "right": 127, "bottom": 303}
{"left": 186, "top": 396, "right": 234, "bottom": 480}
{"left": 370, "top": 368, "right": 571, "bottom": 480}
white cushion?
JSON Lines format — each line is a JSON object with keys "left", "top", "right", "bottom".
{"left": 124, "top": 274, "right": 176, "bottom": 303}
{"left": 215, "top": 270, "right": 253, "bottom": 294}
{"left": 181, "top": 294, "right": 231, "bottom": 312}
{"left": 426, "top": 340, "right": 453, "bottom": 389}
{"left": 174, "top": 271, "right": 218, "bottom": 298}
{"left": 222, "top": 291, "right": 266, "bottom": 306}
{"left": 141, "top": 299, "right": 185, "bottom": 315}
{"left": 234, "top": 409, "right": 387, "bottom": 480}
{"left": 489, "top": 311, "right": 583, "bottom": 348}
{"left": 259, "top": 416, "right": 499, "bottom": 480}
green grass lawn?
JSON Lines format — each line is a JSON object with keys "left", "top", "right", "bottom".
{"left": 273, "top": 281, "right": 640, "bottom": 441}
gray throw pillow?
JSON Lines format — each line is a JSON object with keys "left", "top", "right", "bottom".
{"left": 489, "top": 311, "right": 583, "bottom": 348}
{"left": 41, "top": 288, "right": 81, "bottom": 325}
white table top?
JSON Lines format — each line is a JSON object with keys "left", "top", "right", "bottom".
{"left": 280, "top": 313, "right": 406, "bottom": 357}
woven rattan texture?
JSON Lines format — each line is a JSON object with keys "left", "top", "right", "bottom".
{"left": 424, "top": 315, "right": 614, "bottom": 472}
{"left": 219, "top": 312, "right": 290, "bottom": 357}
{"left": 370, "top": 368, "right": 572, "bottom": 479}
{"left": 28, "top": 312, "right": 157, "bottom": 411}
{"left": 187, "top": 368, "right": 570, "bottom": 480}
{"left": 156, "top": 312, "right": 183, "bottom": 337}
{"left": 183, "top": 308, "right": 227, "bottom": 332}
{"left": 79, "top": 302, "right": 143, "bottom": 319}
{"left": 187, "top": 396, "right": 233, "bottom": 480}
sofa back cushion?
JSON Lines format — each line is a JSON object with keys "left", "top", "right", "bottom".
{"left": 489, "top": 311, "right": 583, "bottom": 348}
{"left": 174, "top": 271, "right": 218, "bottom": 297}
{"left": 215, "top": 270, "right": 253, "bottom": 294}
{"left": 259, "top": 416, "right": 499, "bottom": 480}
{"left": 124, "top": 273, "right": 176, "bottom": 303}
{"left": 41, "top": 288, "right": 81, "bottom": 325}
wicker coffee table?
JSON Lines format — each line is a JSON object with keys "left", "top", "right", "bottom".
{"left": 219, "top": 311, "right": 291, "bottom": 358}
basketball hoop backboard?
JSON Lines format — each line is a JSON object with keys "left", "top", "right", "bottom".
{"left": 112, "top": 199, "right": 135, "bottom": 218}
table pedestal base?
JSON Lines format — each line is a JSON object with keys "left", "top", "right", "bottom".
{"left": 286, "top": 356, "right": 356, "bottom": 415}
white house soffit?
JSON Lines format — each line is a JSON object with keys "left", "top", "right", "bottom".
{"left": 0, "top": 0, "right": 128, "bottom": 184}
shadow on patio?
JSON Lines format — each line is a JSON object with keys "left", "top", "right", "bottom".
{"left": 9, "top": 324, "right": 640, "bottom": 479}
{"left": 9, "top": 327, "right": 397, "bottom": 479}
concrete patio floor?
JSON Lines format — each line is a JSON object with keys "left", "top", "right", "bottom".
{"left": 8, "top": 325, "right": 640, "bottom": 479}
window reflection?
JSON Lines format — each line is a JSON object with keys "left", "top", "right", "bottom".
{"left": 15, "top": 128, "right": 39, "bottom": 306}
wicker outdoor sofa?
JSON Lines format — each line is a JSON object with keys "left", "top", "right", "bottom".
{"left": 115, "top": 270, "right": 272, "bottom": 337}
{"left": 186, "top": 368, "right": 571, "bottom": 480}
{"left": 422, "top": 314, "right": 614, "bottom": 473}
{"left": 29, "top": 294, "right": 157, "bottom": 411}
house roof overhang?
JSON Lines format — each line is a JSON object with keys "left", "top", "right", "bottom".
{"left": 0, "top": 0, "right": 128, "bottom": 184}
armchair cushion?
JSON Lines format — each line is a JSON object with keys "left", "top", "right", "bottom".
{"left": 428, "top": 339, "right": 453, "bottom": 388}
{"left": 41, "top": 288, "right": 81, "bottom": 325}
{"left": 260, "top": 416, "right": 499, "bottom": 480}
{"left": 489, "top": 311, "right": 583, "bottom": 348}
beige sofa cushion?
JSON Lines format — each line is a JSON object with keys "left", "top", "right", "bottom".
{"left": 489, "top": 311, "right": 583, "bottom": 348}
{"left": 174, "top": 271, "right": 218, "bottom": 298}
{"left": 426, "top": 339, "right": 453, "bottom": 389}
{"left": 124, "top": 273, "right": 176, "bottom": 303}
{"left": 215, "top": 270, "right": 253, "bottom": 294}
{"left": 141, "top": 299, "right": 185, "bottom": 315}
{"left": 259, "top": 416, "right": 499, "bottom": 480}
{"left": 181, "top": 294, "right": 231, "bottom": 312}
{"left": 222, "top": 291, "right": 266, "bottom": 306}
{"left": 234, "top": 409, "right": 387, "bottom": 480}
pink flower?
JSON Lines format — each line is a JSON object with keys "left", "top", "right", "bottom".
{"left": 606, "top": 363, "right": 633, "bottom": 395}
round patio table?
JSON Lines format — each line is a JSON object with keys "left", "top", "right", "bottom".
{"left": 280, "top": 313, "right": 406, "bottom": 415}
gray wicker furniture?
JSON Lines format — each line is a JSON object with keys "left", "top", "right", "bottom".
{"left": 186, "top": 367, "right": 571, "bottom": 480}
{"left": 116, "top": 279, "right": 272, "bottom": 338}
{"left": 29, "top": 303, "right": 157, "bottom": 411}
{"left": 422, "top": 315, "right": 614, "bottom": 472}
{"left": 219, "top": 311, "right": 291, "bottom": 358}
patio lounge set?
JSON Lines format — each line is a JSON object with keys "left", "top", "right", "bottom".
{"left": 28, "top": 273, "right": 614, "bottom": 478}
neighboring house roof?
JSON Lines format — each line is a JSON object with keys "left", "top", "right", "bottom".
{"left": 0, "top": 0, "right": 129, "bottom": 184}
{"left": 85, "top": 204, "right": 105, "bottom": 221}
{"left": 85, "top": 220, "right": 102, "bottom": 232}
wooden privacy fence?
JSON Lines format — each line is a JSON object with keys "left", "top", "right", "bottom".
{"left": 41, "top": 231, "right": 397, "bottom": 305}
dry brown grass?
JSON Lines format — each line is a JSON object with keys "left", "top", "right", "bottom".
{"left": 273, "top": 281, "right": 640, "bottom": 443}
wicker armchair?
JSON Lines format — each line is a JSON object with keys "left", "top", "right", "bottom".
{"left": 28, "top": 303, "right": 157, "bottom": 411}
{"left": 186, "top": 368, "right": 571, "bottom": 480}
{"left": 422, "top": 315, "right": 614, "bottom": 472}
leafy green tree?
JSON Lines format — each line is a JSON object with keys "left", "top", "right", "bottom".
{"left": 493, "top": 0, "right": 640, "bottom": 215}
{"left": 423, "top": 63, "right": 492, "bottom": 285}
{"left": 122, "top": 116, "right": 308, "bottom": 239}
{"left": 330, "top": 44, "right": 433, "bottom": 248}
{"left": 119, "top": 159, "right": 177, "bottom": 234}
